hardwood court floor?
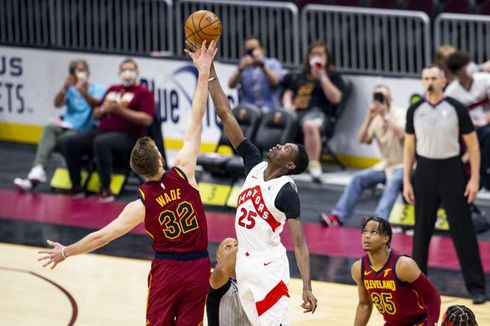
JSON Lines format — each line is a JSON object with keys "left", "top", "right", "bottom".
{"left": 1, "top": 243, "right": 488, "bottom": 326}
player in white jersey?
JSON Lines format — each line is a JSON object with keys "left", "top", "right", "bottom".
{"left": 207, "top": 63, "right": 318, "bottom": 326}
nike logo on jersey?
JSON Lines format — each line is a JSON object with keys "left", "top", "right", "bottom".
{"left": 364, "top": 270, "right": 372, "bottom": 276}
{"left": 251, "top": 176, "right": 258, "bottom": 179}
{"left": 264, "top": 261, "right": 272, "bottom": 266}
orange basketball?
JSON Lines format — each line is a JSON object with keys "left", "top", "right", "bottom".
{"left": 185, "top": 10, "right": 222, "bottom": 48}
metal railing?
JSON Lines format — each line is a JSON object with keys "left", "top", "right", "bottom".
{"left": 0, "top": 0, "right": 53, "bottom": 46}
{"left": 4, "top": 0, "right": 490, "bottom": 76}
{"left": 435, "top": 13, "right": 490, "bottom": 65}
{"left": 175, "top": 0, "right": 300, "bottom": 66}
{"left": 0, "top": 0, "right": 174, "bottom": 54}
{"left": 301, "top": 5, "right": 431, "bottom": 77}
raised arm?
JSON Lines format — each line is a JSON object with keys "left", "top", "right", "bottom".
{"left": 287, "top": 218, "right": 317, "bottom": 313}
{"left": 173, "top": 40, "right": 218, "bottom": 188}
{"left": 208, "top": 64, "right": 245, "bottom": 149}
{"left": 37, "top": 199, "right": 145, "bottom": 269}
{"left": 351, "top": 260, "right": 373, "bottom": 326}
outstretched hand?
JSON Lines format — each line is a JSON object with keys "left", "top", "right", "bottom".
{"left": 184, "top": 40, "right": 218, "bottom": 74}
{"left": 301, "top": 289, "right": 318, "bottom": 314}
{"left": 37, "top": 240, "right": 66, "bottom": 269}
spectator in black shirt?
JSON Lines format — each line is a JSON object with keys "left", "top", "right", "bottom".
{"left": 281, "top": 42, "right": 346, "bottom": 182}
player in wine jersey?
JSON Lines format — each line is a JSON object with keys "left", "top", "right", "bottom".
{"left": 37, "top": 41, "right": 218, "bottom": 326}
{"left": 207, "top": 64, "right": 317, "bottom": 326}
{"left": 352, "top": 217, "right": 441, "bottom": 326}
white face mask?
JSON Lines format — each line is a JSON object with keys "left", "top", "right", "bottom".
{"left": 76, "top": 71, "right": 88, "bottom": 83}
{"left": 309, "top": 56, "right": 326, "bottom": 68}
{"left": 120, "top": 69, "right": 137, "bottom": 86}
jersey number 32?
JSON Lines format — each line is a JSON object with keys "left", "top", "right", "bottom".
{"left": 158, "top": 201, "right": 199, "bottom": 239}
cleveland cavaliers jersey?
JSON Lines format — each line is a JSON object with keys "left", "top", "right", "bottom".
{"left": 362, "top": 250, "right": 428, "bottom": 326}
{"left": 235, "top": 162, "right": 296, "bottom": 252}
{"left": 138, "top": 167, "right": 208, "bottom": 253}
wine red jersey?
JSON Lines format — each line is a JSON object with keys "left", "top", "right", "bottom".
{"left": 138, "top": 167, "right": 208, "bottom": 253}
{"left": 362, "top": 250, "right": 428, "bottom": 326}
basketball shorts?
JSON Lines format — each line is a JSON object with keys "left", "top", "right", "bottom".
{"left": 236, "top": 248, "right": 290, "bottom": 326}
{"left": 146, "top": 256, "right": 210, "bottom": 326}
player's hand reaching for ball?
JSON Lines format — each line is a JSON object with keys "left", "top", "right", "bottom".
{"left": 184, "top": 40, "right": 218, "bottom": 75}
{"left": 37, "top": 240, "right": 67, "bottom": 269}
{"left": 301, "top": 289, "right": 318, "bottom": 313}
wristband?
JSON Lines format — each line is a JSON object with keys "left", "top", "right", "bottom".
{"left": 61, "top": 246, "right": 67, "bottom": 258}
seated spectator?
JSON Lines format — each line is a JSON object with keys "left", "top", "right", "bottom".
{"left": 64, "top": 58, "right": 154, "bottom": 202}
{"left": 320, "top": 85, "right": 405, "bottom": 227}
{"left": 207, "top": 238, "right": 252, "bottom": 326}
{"left": 14, "top": 60, "right": 105, "bottom": 191}
{"left": 228, "top": 36, "right": 284, "bottom": 113}
{"left": 441, "top": 305, "right": 478, "bottom": 326}
{"left": 281, "top": 41, "right": 346, "bottom": 181}
{"left": 445, "top": 50, "right": 490, "bottom": 190}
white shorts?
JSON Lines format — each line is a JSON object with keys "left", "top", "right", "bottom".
{"left": 236, "top": 248, "right": 290, "bottom": 326}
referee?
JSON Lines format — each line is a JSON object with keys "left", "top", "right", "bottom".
{"left": 207, "top": 238, "right": 252, "bottom": 326}
{"left": 403, "top": 65, "right": 486, "bottom": 304}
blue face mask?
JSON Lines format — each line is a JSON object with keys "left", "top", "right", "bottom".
{"left": 120, "top": 69, "right": 137, "bottom": 87}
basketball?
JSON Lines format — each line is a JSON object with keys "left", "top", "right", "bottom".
{"left": 185, "top": 10, "right": 222, "bottom": 48}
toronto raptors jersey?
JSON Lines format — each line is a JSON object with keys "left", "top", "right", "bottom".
{"left": 362, "top": 250, "right": 428, "bottom": 325}
{"left": 138, "top": 167, "right": 208, "bottom": 253}
{"left": 235, "top": 162, "right": 296, "bottom": 252}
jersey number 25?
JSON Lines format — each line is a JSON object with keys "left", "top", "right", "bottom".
{"left": 237, "top": 207, "right": 257, "bottom": 229}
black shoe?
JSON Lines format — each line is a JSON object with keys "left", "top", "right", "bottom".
{"left": 471, "top": 292, "right": 486, "bottom": 305}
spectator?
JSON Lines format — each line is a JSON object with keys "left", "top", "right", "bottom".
{"left": 228, "top": 36, "right": 284, "bottom": 113}
{"left": 14, "top": 60, "right": 105, "bottom": 191}
{"left": 282, "top": 41, "right": 346, "bottom": 182}
{"left": 435, "top": 44, "right": 490, "bottom": 86}
{"left": 403, "top": 65, "right": 486, "bottom": 304}
{"left": 320, "top": 85, "right": 405, "bottom": 227}
{"left": 434, "top": 44, "right": 457, "bottom": 85}
{"left": 64, "top": 58, "right": 155, "bottom": 202}
{"left": 207, "top": 238, "right": 252, "bottom": 326}
{"left": 445, "top": 50, "right": 490, "bottom": 190}
{"left": 441, "top": 305, "right": 478, "bottom": 326}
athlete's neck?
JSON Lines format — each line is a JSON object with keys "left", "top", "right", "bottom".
{"left": 264, "top": 162, "right": 288, "bottom": 181}
{"left": 368, "top": 247, "right": 391, "bottom": 270}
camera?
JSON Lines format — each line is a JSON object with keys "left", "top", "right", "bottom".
{"left": 373, "top": 92, "right": 385, "bottom": 103}
{"left": 245, "top": 48, "right": 254, "bottom": 57}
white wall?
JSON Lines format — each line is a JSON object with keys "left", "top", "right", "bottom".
{"left": 0, "top": 46, "right": 425, "bottom": 159}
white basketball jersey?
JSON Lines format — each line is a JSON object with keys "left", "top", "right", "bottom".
{"left": 235, "top": 162, "right": 296, "bottom": 252}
